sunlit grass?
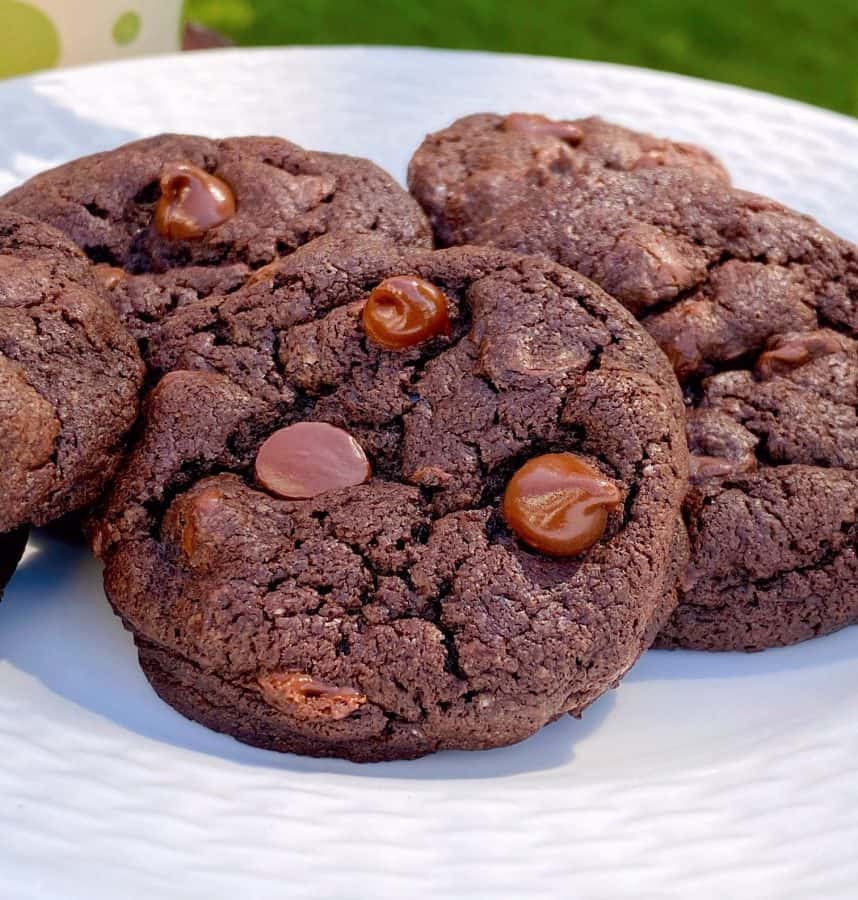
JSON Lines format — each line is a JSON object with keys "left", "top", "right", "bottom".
{"left": 185, "top": 0, "right": 858, "bottom": 116}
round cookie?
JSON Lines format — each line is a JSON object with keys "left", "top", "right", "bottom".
{"left": 408, "top": 112, "right": 728, "bottom": 251}
{"left": 409, "top": 114, "right": 858, "bottom": 650}
{"left": 1, "top": 133, "right": 432, "bottom": 343}
{"left": 93, "top": 236, "right": 689, "bottom": 762}
{"left": 0, "top": 211, "right": 144, "bottom": 539}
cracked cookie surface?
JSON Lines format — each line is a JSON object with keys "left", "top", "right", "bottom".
{"left": 0, "top": 211, "right": 144, "bottom": 538}
{"left": 408, "top": 113, "right": 729, "bottom": 256}
{"left": 408, "top": 113, "right": 858, "bottom": 650}
{"left": 94, "top": 236, "right": 688, "bottom": 761}
{"left": 0, "top": 134, "right": 432, "bottom": 344}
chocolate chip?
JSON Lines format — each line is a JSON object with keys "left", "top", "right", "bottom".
{"left": 688, "top": 454, "right": 744, "bottom": 483}
{"left": 502, "top": 453, "right": 622, "bottom": 557}
{"left": 92, "top": 263, "right": 126, "bottom": 290}
{"left": 658, "top": 310, "right": 706, "bottom": 380}
{"left": 685, "top": 408, "right": 759, "bottom": 484}
{"left": 154, "top": 162, "right": 236, "bottom": 240}
{"left": 502, "top": 113, "right": 583, "bottom": 144}
{"left": 362, "top": 275, "right": 451, "bottom": 350}
{"left": 178, "top": 486, "right": 226, "bottom": 565}
{"left": 257, "top": 672, "right": 366, "bottom": 721}
{"left": 255, "top": 422, "right": 371, "bottom": 500}
{"left": 755, "top": 329, "right": 846, "bottom": 379}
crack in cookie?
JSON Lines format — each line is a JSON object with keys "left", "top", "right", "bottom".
{"left": 94, "top": 237, "right": 688, "bottom": 761}
{"left": 409, "top": 113, "right": 858, "bottom": 651}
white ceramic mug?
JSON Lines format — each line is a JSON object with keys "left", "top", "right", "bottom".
{"left": 0, "top": 0, "right": 184, "bottom": 78}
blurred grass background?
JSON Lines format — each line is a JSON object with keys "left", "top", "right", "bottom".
{"left": 186, "top": 0, "right": 858, "bottom": 117}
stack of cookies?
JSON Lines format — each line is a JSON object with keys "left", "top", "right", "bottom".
{"left": 0, "top": 116, "right": 854, "bottom": 762}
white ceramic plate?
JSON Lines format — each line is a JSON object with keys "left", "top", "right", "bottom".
{"left": 0, "top": 48, "right": 856, "bottom": 900}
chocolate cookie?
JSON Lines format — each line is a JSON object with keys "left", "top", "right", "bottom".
{"left": 0, "top": 211, "right": 144, "bottom": 546}
{"left": 93, "top": 236, "right": 689, "bottom": 761}
{"left": 408, "top": 113, "right": 728, "bottom": 252}
{"left": 409, "top": 113, "right": 858, "bottom": 651}
{"left": 1, "top": 134, "right": 432, "bottom": 343}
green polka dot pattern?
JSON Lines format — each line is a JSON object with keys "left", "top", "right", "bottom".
{"left": 112, "top": 10, "right": 141, "bottom": 46}
{"left": 0, "top": 0, "right": 61, "bottom": 78}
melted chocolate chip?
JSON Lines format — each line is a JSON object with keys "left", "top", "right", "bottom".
{"left": 755, "top": 329, "right": 846, "bottom": 379}
{"left": 93, "top": 263, "right": 126, "bottom": 290}
{"left": 502, "top": 453, "right": 622, "bottom": 557}
{"left": 154, "top": 162, "right": 236, "bottom": 240}
{"left": 660, "top": 325, "right": 704, "bottom": 381}
{"left": 257, "top": 672, "right": 366, "bottom": 721}
{"left": 685, "top": 408, "right": 759, "bottom": 485}
{"left": 503, "top": 113, "right": 583, "bottom": 144}
{"left": 179, "top": 486, "right": 225, "bottom": 563}
{"left": 255, "top": 422, "right": 371, "bottom": 500}
{"left": 689, "top": 454, "right": 745, "bottom": 483}
{"left": 362, "top": 275, "right": 451, "bottom": 350}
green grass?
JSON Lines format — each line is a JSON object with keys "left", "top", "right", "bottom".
{"left": 185, "top": 0, "right": 858, "bottom": 117}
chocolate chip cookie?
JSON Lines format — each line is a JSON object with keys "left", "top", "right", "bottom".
{"left": 93, "top": 236, "right": 689, "bottom": 761}
{"left": 409, "top": 113, "right": 858, "bottom": 651}
{"left": 0, "top": 211, "right": 144, "bottom": 547}
{"left": 409, "top": 113, "right": 728, "bottom": 252}
{"left": 1, "top": 134, "right": 432, "bottom": 343}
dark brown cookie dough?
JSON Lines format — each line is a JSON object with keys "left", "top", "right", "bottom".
{"left": 94, "top": 236, "right": 689, "bottom": 761}
{"left": 408, "top": 113, "right": 858, "bottom": 651}
{"left": 0, "top": 211, "right": 144, "bottom": 536}
{"left": 1, "top": 134, "right": 432, "bottom": 343}
{"left": 408, "top": 113, "right": 728, "bottom": 251}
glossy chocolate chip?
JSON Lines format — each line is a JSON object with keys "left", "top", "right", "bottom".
{"left": 502, "top": 453, "right": 622, "bottom": 557}
{"left": 258, "top": 672, "right": 366, "bottom": 721}
{"left": 178, "top": 486, "right": 226, "bottom": 564}
{"left": 503, "top": 113, "right": 583, "bottom": 144}
{"left": 93, "top": 263, "right": 126, "bottom": 290}
{"left": 154, "top": 162, "right": 236, "bottom": 240}
{"left": 255, "top": 422, "right": 371, "bottom": 500}
{"left": 755, "top": 329, "right": 846, "bottom": 379}
{"left": 362, "top": 275, "right": 451, "bottom": 350}
{"left": 685, "top": 408, "right": 759, "bottom": 485}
